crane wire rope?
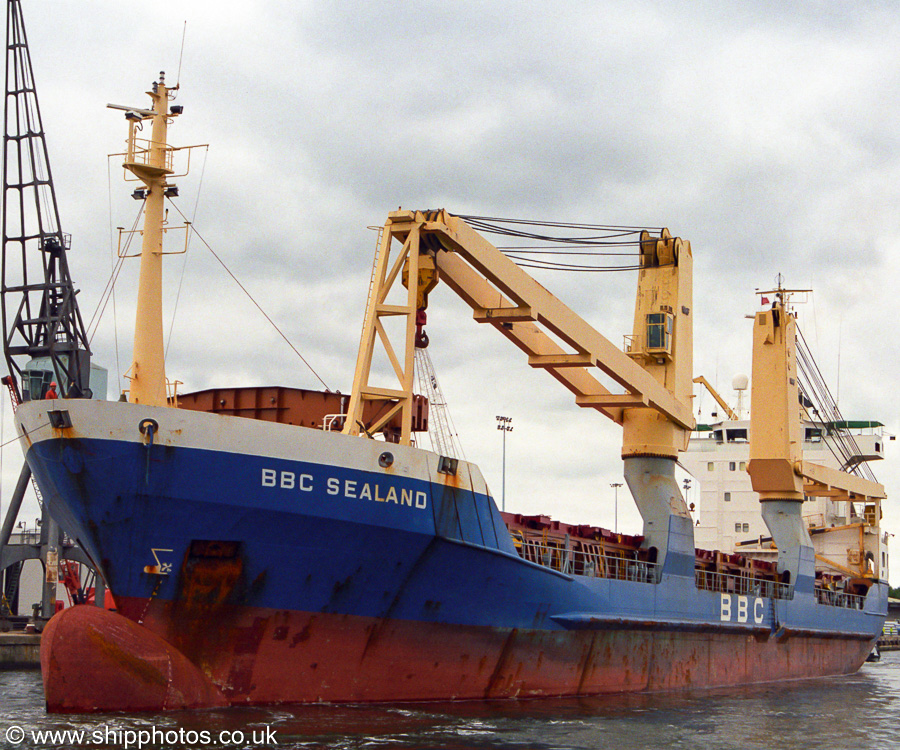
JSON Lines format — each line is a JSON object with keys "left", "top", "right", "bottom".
{"left": 86, "top": 199, "right": 143, "bottom": 343}
{"left": 89, "top": 198, "right": 332, "bottom": 393}
{"left": 106, "top": 153, "right": 122, "bottom": 386}
{"left": 175, "top": 21, "right": 188, "bottom": 89}
{"left": 168, "top": 202, "right": 332, "bottom": 392}
{"left": 164, "top": 145, "right": 209, "bottom": 361}
{"left": 20, "top": 73, "right": 58, "bottom": 241}
{"left": 795, "top": 324, "right": 876, "bottom": 482}
{"left": 456, "top": 215, "right": 670, "bottom": 273}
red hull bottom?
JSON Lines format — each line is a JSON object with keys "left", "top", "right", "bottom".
{"left": 41, "top": 606, "right": 227, "bottom": 713}
{"left": 41, "top": 600, "right": 875, "bottom": 712}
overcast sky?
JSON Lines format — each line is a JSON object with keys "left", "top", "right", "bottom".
{"left": 3, "top": 1, "right": 900, "bottom": 582}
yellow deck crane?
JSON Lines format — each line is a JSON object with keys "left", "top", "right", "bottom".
{"left": 748, "top": 285, "right": 886, "bottom": 587}
{"left": 343, "top": 209, "right": 696, "bottom": 573}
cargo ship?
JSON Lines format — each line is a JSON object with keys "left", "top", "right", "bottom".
{"left": 13, "top": 71, "right": 889, "bottom": 712}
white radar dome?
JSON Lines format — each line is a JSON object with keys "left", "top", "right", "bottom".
{"left": 732, "top": 374, "right": 749, "bottom": 391}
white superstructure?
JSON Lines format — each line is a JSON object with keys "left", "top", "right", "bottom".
{"left": 683, "top": 407, "right": 890, "bottom": 581}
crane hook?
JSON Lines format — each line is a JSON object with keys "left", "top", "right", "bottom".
{"left": 415, "top": 308, "right": 429, "bottom": 349}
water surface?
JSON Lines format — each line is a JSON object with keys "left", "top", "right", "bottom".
{"left": 1, "top": 652, "right": 895, "bottom": 749}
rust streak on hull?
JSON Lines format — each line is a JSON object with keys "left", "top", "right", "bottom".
{"left": 36, "top": 597, "right": 871, "bottom": 710}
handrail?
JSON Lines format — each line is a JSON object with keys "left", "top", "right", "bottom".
{"left": 815, "top": 587, "right": 865, "bottom": 610}
{"left": 322, "top": 414, "right": 346, "bottom": 431}
{"left": 124, "top": 137, "right": 175, "bottom": 173}
{"left": 516, "top": 538, "right": 659, "bottom": 584}
{"left": 514, "top": 532, "right": 867, "bottom": 608}
{"left": 695, "top": 568, "right": 793, "bottom": 600}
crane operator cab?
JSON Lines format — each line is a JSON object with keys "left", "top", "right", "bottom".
{"left": 19, "top": 358, "right": 109, "bottom": 401}
{"left": 21, "top": 363, "right": 55, "bottom": 401}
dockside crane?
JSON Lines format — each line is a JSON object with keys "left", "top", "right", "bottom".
{"left": 343, "top": 209, "right": 696, "bottom": 573}
{"left": 2, "top": 0, "right": 92, "bottom": 399}
{"left": 0, "top": 0, "right": 100, "bottom": 623}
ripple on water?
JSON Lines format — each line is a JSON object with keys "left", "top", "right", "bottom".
{"left": 1, "top": 653, "right": 899, "bottom": 749}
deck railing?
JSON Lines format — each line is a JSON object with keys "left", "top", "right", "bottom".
{"left": 516, "top": 539, "right": 659, "bottom": 584}
{"left": 513, "top": 537, "right": 867, "bottom": 606}
{"left": 815, "top": 587, "right": 865, "bottom": 610}
{"left": 694, "top": 569, "right": 793, "bottom": 600}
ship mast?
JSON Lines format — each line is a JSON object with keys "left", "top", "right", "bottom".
{"left": 111, "top": 73, "right": 178, "bottom": 407}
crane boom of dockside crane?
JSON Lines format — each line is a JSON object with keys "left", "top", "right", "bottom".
{"left": 2, "top": 0, "right": 92, "bottom": 400}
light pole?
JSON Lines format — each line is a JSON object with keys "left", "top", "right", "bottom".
{"left": 610, "top": 482, "right": 623, "bottom": 533}
{"left": 496, "top": 416, "right": 513, "bottom": 511}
